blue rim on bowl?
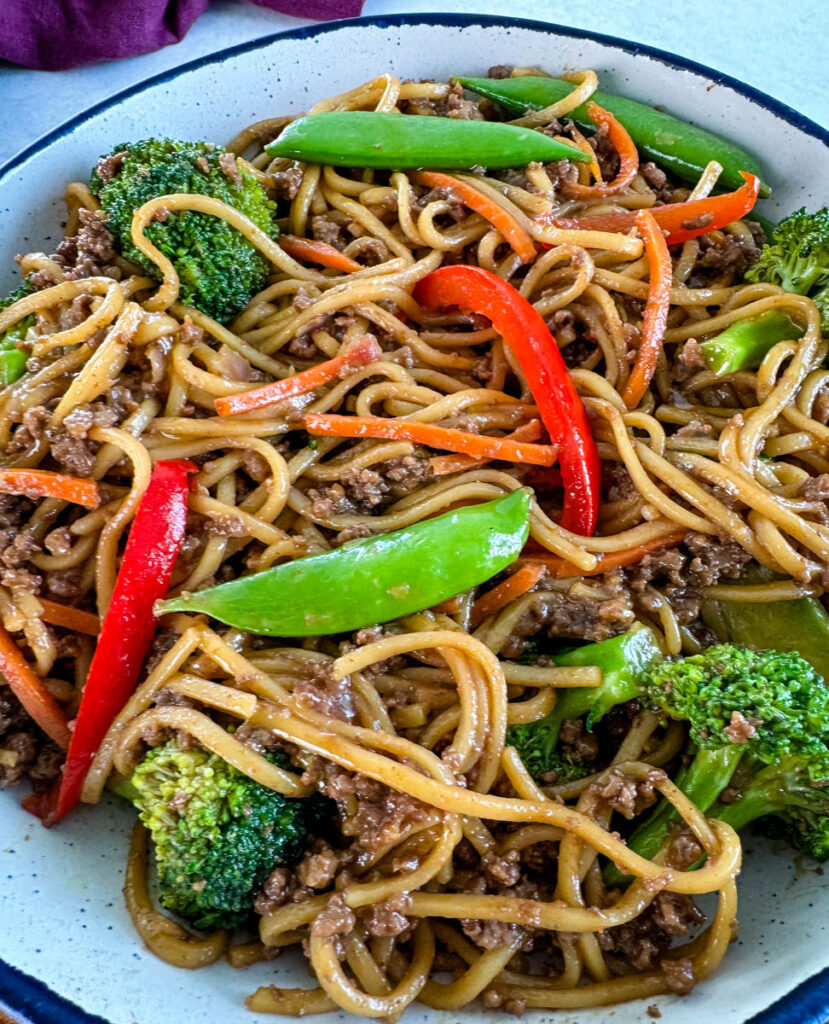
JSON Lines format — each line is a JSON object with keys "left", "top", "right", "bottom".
{"left": 0, "top": 13, "right": 826, "bottom": 1024}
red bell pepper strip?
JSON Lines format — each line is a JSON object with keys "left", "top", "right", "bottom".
{"left": 622, "top": 209, "right": 673, "bottom": 409}
{"left": 544, "top": 171, "right": 761, "bottom": 246}
{"left": 413, "top": 265, "right": 600, "bottom": 535}
{"left": 560, "top": 102, "right": 639, "bottom": 199}
{"left": 30, "top": 459, "right": 196, "bottom": 825}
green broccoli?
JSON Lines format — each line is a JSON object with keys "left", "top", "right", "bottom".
{"left": 127, "top": 739, "right": 329, "bottom": 930}
{"left": 0, "top": 277, "right": 36, "bottom": 386}
{"left": 506, "top": 628, "right": 663, "bottom": 780}
{"left": 607, "top": 644, "right": 829, "bottom": 880}
{"left": 709, "top": 755, "right": 829, "bottom": 862}
{"left": 745, "top": 206, "right": 829, "bottom": 332}
{"left": 90, "top": 138, "right": 277, "bottom": 324}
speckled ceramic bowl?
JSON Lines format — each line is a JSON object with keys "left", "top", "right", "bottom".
{"left": 1, "top": 14, "right": 828, "bottom": 1024}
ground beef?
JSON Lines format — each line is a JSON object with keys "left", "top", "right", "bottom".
{"left": 271, "top": 161, "right": 303, "bottom": 200}
{"left": 293, "top": 662, "right": 354, "bottom": 722}
{"left": 594, "top": 768, "right": 662, "bottom": 819}
{"left": 311, "top": 214, "right": 346, "bottom": 250}
{"left": 0, "top": 530, "right": 38, "bottom": 569}
{"left": 412, "top": 185, "right": 468, "bottom": 222}
{"left": 310, "top": 893, "right": 356, "bottom": 939}
{"left": 598, "top": 892, "right": 704, "bottom": 971}
{"left": 361, "top": 893, "right": 412, "bottom": 937}
{"left": 47, "top": 431, "right": 97, "bottom": 476}
{"left": 1, "top": 567, "right": 41, "bottom": 592}
{"left": 338, "top": 466, "right": 389, "bottom": 512}
{"left": 0, "top": 689, "right": 63, "bottom": 790}
{"left": 309, "top": 456, "right": 434, "bottom": 519}
{"left": 305, "top": 760, "right": 431, "bottom": 852}
{"left": 801, "top": 474, "right": 829, "bottom": 501}
{"left": 44, "top": 568, "right": 82, "bottom": 600}
{"left": 603, "top": 462, "right": 638, "bottom": 502}
{"left": 95, "top": 151, "right": 128, "bottom": 184}
{"left": 589, "top": 123, "right": 620, "bottom": 181}
{"left": 254, "top": 867, "right": 313, "bottom": 916}
{"left": 724, "top": 710, "right": 758, "bottom": 744}
{"left": 488, "top": 64, "right": 513, "bottom": 79}
{"left": 296, "top": 840, "right": 342, "bottom": 890}
{"left": 62, "top": 402, "right": 118, "bottom": 440}
{"left": 53, "top": 209, "right": 117, "bottom": 280}
{"left": 445, "top": 80, "right": 485, "bottom": 120}
{"left": 674, "top": 419, "right": 715, "bottom": 439}
{"left": 461, "top": 918, "right": 526, "bottom": 950}
{"left": 481, "top": 849, "right": 522, "bottom": 888}
{"left": 558, "top": 718, "right": 600, "bottom": 765}
{"left": 640, "top": 162, "right": 668, "bottom": 190}
{"left": 498, "top": 570, "right": 635, "bottom": 658}
{"left": 667, "top": 828, "right": 704, "bottom": 870}
{"left": 660, "top": 956, "right": 697, "bottom": 994}
{"left": 218, "top": 151, "right": 242, "bottom": 185}
{"left": 696, "top": 230, "right": 760, "bottom": 278}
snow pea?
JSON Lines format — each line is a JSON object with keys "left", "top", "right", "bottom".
{"left": 702, "top": 590, "right": 829, "bottom": 681}
{"left": 158, "top": 488, "right": 531, "bottom": 636}
{"left": 700, "top": 309, "right": 803, "bottom": 376}
{"left": 265, "top": 111, "right": 590, "bottom": 170}
{"left": 455, "top": 76, "right": 770, "bottom": 197}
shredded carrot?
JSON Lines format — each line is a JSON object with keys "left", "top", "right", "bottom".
{"left": 215, "top": 336, "right": 382, "bottom": 417}
{"left": 519, "top": 529, "right": 689, "bottom": 578}
{"left": 303, "top": 413, "right": 558, "bottom": 467}
{"left": 621, "top": 210, "right": 673, "bottom": 409}
{"left": 0, "top": 469, "right": 100, "bottom": 508}
{"left": 0, "top": 621, "right": 71, "bottom": 749}
{"left": 279, "top": 234, "right": 363, "bottom": 274}
{"left": 37, "top": 598, "right": 99, "bottom": 636}
{"left": 560, "top": 102, "right": 639, "bottom": 199}
{"left": 429, "top": 420, "right": 544, "bottom": 475}
{"left": 432, "top": 595, "right": 463, "bottom": 615}
{"left": 470, "top": 564, "right": 547, "bottom": 628}
{"left": 413, "top": 171, "right": 537, "bottom": 264}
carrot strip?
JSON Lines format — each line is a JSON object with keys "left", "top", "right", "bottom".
{"left": 413, "top": 171, "right": 537, "bottom": 264}
{"left": 429, "top": 420, "right": 544, "bottom": 475}
{"left": 432, "top": 595, "right": 463, "bottom": 615}
{"left": 37, "top": 598, "right": 99, "bottom": 636}
{"left": 560, "top": 102, "right": 639, "bottom": 199}
{"left": 279, "top": 234, "right": 363, "bottom": 273}
{"left": 303, "top": 413, "right": 558, "bottom": 467}
{"left": 519, "top": 529, "right": 688, "bottom": 578}
{"left": 0, "top": 621, "right": 71, "bottom": 749}
{"left": 621, "top": 210, "right": 673, "bottom": 409}
{"left": 0, "top": 469, "right": 100, "bottom": 508}
{"left": 470, "top": 563, "right": 547, "bottom": 628}
{"left": 215, "top": 335, "right": 382, "bottom": 417}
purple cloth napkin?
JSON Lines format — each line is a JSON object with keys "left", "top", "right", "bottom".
{"left": 0, "top": 0, "right": 364, "bottom": 71}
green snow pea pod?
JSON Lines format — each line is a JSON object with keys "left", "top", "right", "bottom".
{"left": 265, "top": 111, "right": 590, "bottom": 170}
{"left": 158, "top": 488, "right": 531, "bottom": 636}
{"left": 455, "top": 75, "right": 770, "bottom": 197}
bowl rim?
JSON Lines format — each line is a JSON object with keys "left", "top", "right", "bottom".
{"left": 0, "top": 11, "right": 827, "bottom": 1024}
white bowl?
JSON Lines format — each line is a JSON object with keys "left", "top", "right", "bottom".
{"left": 1, "top": 14, "right": 827, "bottom": 1024}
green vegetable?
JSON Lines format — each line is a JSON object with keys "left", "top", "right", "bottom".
{"left": 607, "top": 644, "right": 829, "bottom": 882}
{"left": 745, "top": 207, "right": 829, "bottom": 332}
{"left": 90, "top": 138, "right": 277, "bottom": 324}
{"left": 455, "top": 75, "right": 770, "bottom": 197}
{"left": 506, "top": 628, "right": 662, "bottom": 780}
{"left": 702, "top": 591, "right": 829, "bottom": 682}
{"left": 127, "top": 739, "right": 328, "bottom": 930}
{"left": 0, "top": 278, "right": 36, "bottom": 386}
{"left": 265, "top": 111, "right": 591, "bottom": 170}
{"left": 159, "top": 489, "right": 531, "bottom": 636}
{"left": 700, "top": 309, "right": 803, "bottom": 376}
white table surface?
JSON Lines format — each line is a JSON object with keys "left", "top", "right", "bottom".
{"left": 0, "top": 0, "right": 826, "bottom": 169}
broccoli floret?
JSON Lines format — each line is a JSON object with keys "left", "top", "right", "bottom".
{"left": 745, "top": 206, "right": 829, "bottom": 332}
{"left": 610, "top": 644, "right": 829, "bottom": 879}
{"left": 505, "top": 628, "right": 662, "bottom": 780}
{"left": 0, "top": 278, "right": 36, "bottom": 385}
{"left": 90, "top": 139, "right": 277, "bottom": 324}
{"left": 129, "top": 740, "right": 328, "bottom": 930}
{"left": 709, "top": 755, "right": 829, "bottom": 861}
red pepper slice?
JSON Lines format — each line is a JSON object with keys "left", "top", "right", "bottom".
{"left": 413, "top": 265, "right": 600, "bottom": 536}
{"left": 544, "top": 171, "right": 761, "bottom": 246}
{"left": 29, "top": 459, "right": 196, "bottom": 825}
{"left": 622, "top": 209, "right": 673, "bottom": 409}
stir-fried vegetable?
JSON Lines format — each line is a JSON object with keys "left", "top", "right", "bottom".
{"left": 545, "top": 172, "right": 762, "bottom": 246}
{"left": 455, "top": 74, "right": 770, "bottom": 195}
{"left": 559, "top": 102, "right": 639, "bottom": 199}
{"left": 30, "top": 460, "right": 196, "bottom": 824}
{"left": 0, "top": 468, "right": 101, "bottom": 507}
{"left": 413, "top": 265, "right": 600, "bottom": 536}
{"left": 700, "top": 310, "right": 804, "bottom": 376}
{"left": 0, "top": 277, "right": 36, "bottom": 385}
{"left": 159, "top": 489, "right": 531, "bottom": 635}
{"left": 265, "top": 111, "right": 591, "bottom": 170}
